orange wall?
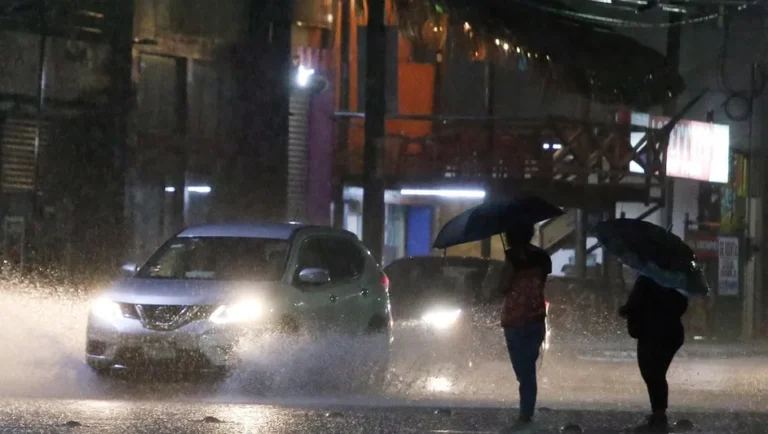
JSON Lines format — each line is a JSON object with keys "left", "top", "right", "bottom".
{"left": 343, "top": 0, "right": 432, "bottom": 113}
{"left": 344, "top": 61, "right": 434, "bottom": 153}
{"left": 390, "top": 63, "right": 433, "bottom": 154}
{"left": 337, "top": 1, "right": 435, "bottom": 151}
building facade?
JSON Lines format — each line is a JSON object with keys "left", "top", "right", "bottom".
{"left": 0, "top": 0, "right": 334, "bottom": 277}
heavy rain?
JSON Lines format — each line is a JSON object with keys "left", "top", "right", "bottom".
{"left": 1, "top": 0, "right": 768, "bottom": 433}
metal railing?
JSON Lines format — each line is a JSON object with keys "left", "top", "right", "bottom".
{"left": 333, "top": 112, "right": 666, "bottom": 189}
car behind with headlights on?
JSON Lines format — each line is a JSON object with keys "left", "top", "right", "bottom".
{"left": 86, "top": 223, "right": 392, "bottom": 379}
{"left": 384, "top": 256, "right": 551, "bottom": 382}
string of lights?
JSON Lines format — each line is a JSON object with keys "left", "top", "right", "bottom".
{"left": 515, "top": 0, "right": 763, "bottom": 28}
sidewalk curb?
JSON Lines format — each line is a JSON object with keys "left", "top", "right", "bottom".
{"left": 555, "top": 343, "right": 768, "bottom": 360}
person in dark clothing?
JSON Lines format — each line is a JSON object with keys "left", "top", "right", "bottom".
{"left": 496, "top": 224, "right": 552, "bottom": 432}
{"left": 620, "top": 274, "right": 689, "bottom": 433}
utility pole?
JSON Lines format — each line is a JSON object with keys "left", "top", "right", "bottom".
{"left": 333, "top": 0, "right": 351, "bottom": 229}
{"left": 574, "top": 209, "right": 587, "bottom": 278}
{"left": 480, "top": 60, "right": 495, "bottom": 259}
{"left": 744, "top": 62, "right": 762, "bottom": 340}
{"left": 362, "top": 0, "right": 386, "bottom": 262}
{"left": 109, "top": 0, "right": 135, "bottom": 263}
{"left": 27, "top": 0, "right": 48, "bottom": 272}
{"left": 662, "top": 12, "right": 682, "bottom": 229}
{"left": 574, "top": 99, "right": 592, "bottom": 280}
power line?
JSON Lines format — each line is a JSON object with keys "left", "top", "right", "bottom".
{"left": 517, "top": 0, "right": 764, "bottom": 28}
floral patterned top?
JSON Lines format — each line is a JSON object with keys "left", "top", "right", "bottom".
{"left": 500, "top": 245, "right": 551, "bottom": 328}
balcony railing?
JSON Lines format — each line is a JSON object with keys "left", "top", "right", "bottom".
{"left": 334, "top": 113, "right": 668, "bottom": 193}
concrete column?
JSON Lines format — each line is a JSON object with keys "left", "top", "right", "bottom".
{"left": 602, "top": 207, "right": 614, "bottom": 282}
{"left": 744, "top": 198, "right": 761, "bottom": 339}
{"left": 481, "top": 183, "right": 493, "bottom": 258}
{"left": 169, "top": 157, "right": 186, "bottom": 233}
{"left": 109, "top": 0, "right": 135, "bottom": 264}
{"left": 744, "top": 63, "right": 765, "bottom": 339}
{"left": 661, "top": 12, "right": 682, "bottom": 230}
{"left": 480, "top": 60, "right": 495, "bottom": 259}
{"left": 574, "top": 208, "right": 587, "bottom": 279}
{"left": 240, "top": 0, "right": 294, "bottom": 221}
{"left": 333, "top": 0, "right": 351, "bottom": 229}
{"left": 361, "top": 0, "right": 386, "bottom": 262}
{"left": 602, "top": 206, "right": 617, "bottom": 311}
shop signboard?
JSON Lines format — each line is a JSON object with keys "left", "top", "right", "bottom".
{"left": 686, "top": 232, "right": 719, "bottom": 259}
{"left": 717, "top": 236, "right": 739, "bottom": 296}
{"left": 622, "top": 112, "right": 730, "bottom": 184}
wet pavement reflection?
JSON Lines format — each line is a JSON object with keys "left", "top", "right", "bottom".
{"left": 2, "top": 399, "right": 768, "bottom": 433}
{"left": 3, "top": 290, "right": 768, "bottom": 432}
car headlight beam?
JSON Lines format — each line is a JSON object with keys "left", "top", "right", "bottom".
{"left": 210, "top": 300, "right": 263, "bottom": 324}
{"left": 91, "top": 297, "right": 122, "bottom": 322}
{"left": 421, "top": 308, "right": 462, "bottom": 329}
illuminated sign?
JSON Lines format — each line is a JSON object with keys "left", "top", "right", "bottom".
{"left": 626, "top": 112, "right": 730, "bottom": 184}
{"left": 685, "top": 232, "right": 719, "bottom": 259}
{"left": 717, "top": 236, "right": 739, "bottom": 296}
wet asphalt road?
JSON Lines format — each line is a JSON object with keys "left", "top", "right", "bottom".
{"left": 3, "top": 399, "right": 768, "bottom": 434}
{"left": 392, "top": 350, "right": 768, "bottom": 413}
{"left": 4, "top": 293, "right": 768, "bottom": 433}
{"left": 4, "top": 351, "right": 768, "bottom": 434}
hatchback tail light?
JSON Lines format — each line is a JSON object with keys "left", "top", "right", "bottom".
{"left": 380, "top": 271, "right": 390, "bottom": 292}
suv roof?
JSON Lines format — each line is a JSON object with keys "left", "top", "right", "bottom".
{"left": 178, "top": 222, "right": 353, "bottom": 240}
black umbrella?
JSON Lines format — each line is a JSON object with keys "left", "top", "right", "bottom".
{"left": 594, "top": 218, "right": 709, "bottom": 295}
{"left": 433, "top": 196, "right": 564, "bottom": 249}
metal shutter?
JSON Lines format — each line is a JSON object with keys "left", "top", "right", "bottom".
{"left": 286, "top": 88, "right": 312, "bottom": 222}
{"left": 0, "top": 117, "right": 47, "bottom": 193}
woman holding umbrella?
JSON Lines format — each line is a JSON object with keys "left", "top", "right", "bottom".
{"left": 497, "top": 224, "right": 551, "bottom": 431}
{"left": 595, "top": 219, "right": 708, "bottom": 433}
{"left": 620, "top": 263, "right": 688, "bottom": 433}
{"left": 432, "top": 196, "right": 563, "bottom": 431}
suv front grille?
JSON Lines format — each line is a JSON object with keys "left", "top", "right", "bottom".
{"left": 121, "top": 304, "right": 218, "bottom": 331}
{"left": 141, "top": 305, "right": 187, "bottom": 323}
{"left": 118, "top": 303, "right": 139, "bottom": 319}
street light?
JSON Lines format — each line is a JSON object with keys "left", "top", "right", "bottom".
{"left": 296, "top": 65, "right": 315, "bottom": 87}
{"left": 400, "top": 189, "right": 486, "bottom": 199}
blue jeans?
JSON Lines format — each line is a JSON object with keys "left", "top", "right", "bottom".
{"left": 504, "top": 321, "right": 546, "bottom": 420}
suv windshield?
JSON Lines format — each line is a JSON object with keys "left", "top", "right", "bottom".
{"left": 136, "top": 237, "right": 290, "bottom": 281}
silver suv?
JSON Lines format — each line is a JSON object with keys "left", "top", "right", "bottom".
{"left": 85, "top": 223, "right": 392, "bottom": 378}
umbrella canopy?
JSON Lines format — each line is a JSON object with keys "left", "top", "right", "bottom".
{"left": 433, "top": 196, "right": 564, "bottom": 249}
{"left": 595, "top": 218, "right": 709, "bottom": 295}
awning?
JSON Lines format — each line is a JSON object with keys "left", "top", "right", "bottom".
{"left": 391, "top": 0, "right": 685, "bottom": 108}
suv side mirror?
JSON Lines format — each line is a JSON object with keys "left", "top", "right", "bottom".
{"left": 121, "top": 263, "right": 138, "bottom": 277}
{"left": 298, "top": 268, "right": 330, "bottom": 285}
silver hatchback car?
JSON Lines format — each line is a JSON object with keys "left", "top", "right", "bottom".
{"left": 85, "top": 223, "right": 392, "bottom": 377}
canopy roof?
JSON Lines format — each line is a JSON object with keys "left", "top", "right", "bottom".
{"left": 389, "top": 0, "right": 686, "bottom": 108}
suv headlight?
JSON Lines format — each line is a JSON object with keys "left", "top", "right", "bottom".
{"left": 91, "top": 297, "right": 122, "bottom": 322}
{"left": 422, "top": 308, "right": 461, "bottom": 329}
{"left": 210, "top": 300, "right": 263, "bottom": 324}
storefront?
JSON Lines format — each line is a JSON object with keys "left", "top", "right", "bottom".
{"left": 342, "top": 187, "right": 492, "bottom": 265}
{"left": 622, "top": 110, "right": 747, "bottom": 339}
